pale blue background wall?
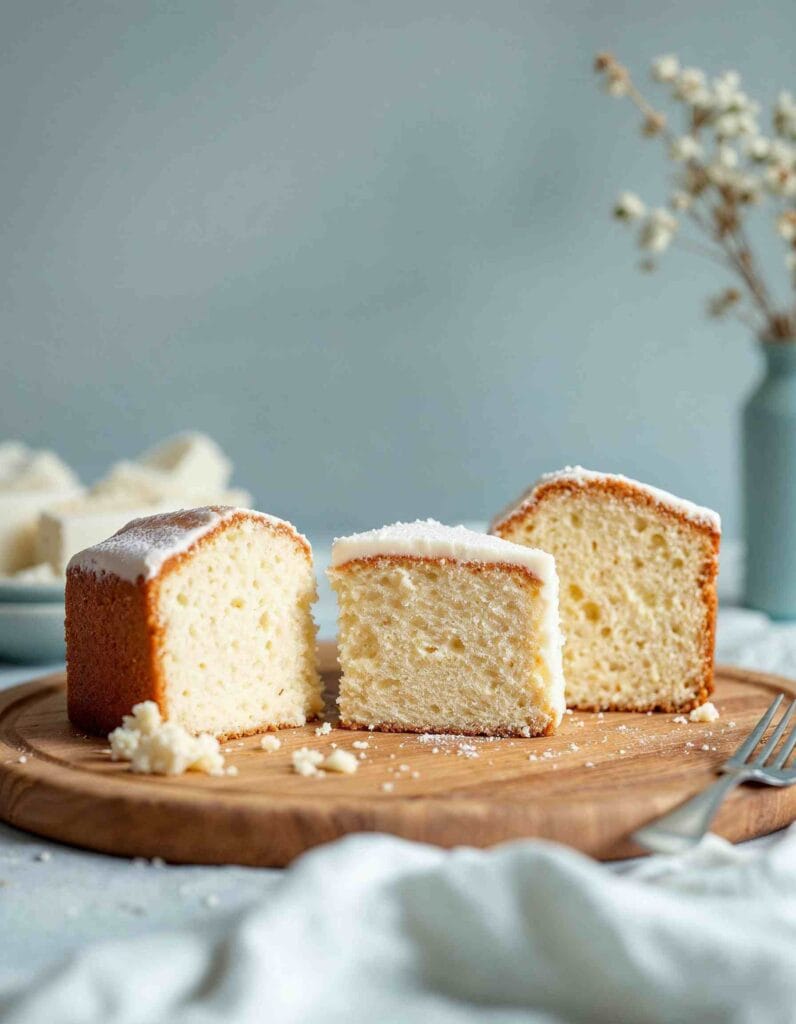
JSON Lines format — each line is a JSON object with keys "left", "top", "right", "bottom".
{"left": 1, "top": 0, "right": 792, "bottom": 534}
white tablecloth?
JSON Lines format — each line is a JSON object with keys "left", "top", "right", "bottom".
{"left": 0, "top": 538, "right": 794, "bottom": 1021}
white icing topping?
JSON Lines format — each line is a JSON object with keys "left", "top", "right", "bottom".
{"left": 491, "top": 466, "right": 721, "bottom": 534}
{"left": 67, "top": 506, "right": 309, "bottom": 582}
{"left": 331, "top": 519, "right": 552, "bottom": 574}
{"left": 330, "top": 520, "right": 565, "bottom": 725}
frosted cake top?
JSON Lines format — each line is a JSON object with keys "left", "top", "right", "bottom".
{"left": 491, "top": 466, "right": 721, "bottom": 534}
{"left": 330, "top": 519, "right": 557, "bottom": 580}
{"left": 68, "top": 506, "right": 309, "bottom": 582}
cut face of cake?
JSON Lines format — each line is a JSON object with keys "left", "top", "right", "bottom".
{"left": 491, "top": 468, "right": 721, "bottom": 713}
{"left": 66, "top": 506, "right": 323, "bottom": 739}
{"left": 328, "top": 520, "right": 564, "bottom": 737}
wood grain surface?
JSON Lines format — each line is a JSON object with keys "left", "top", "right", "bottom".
{"left": 1, "top": 642, "right": 794, "bottom": 865}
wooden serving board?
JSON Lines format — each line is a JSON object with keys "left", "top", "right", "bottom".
{"left": 1, "top": 643, "right": 794, "bottom": 865}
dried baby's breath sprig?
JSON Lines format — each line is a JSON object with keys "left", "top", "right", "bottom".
{"left": 708, "top": 288, "right": 742, "bottom": 317}
{"left": 595, "top": 52, "right": 796, "bottom": 342}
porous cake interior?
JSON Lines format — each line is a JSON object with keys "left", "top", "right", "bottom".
{"left": 155, "top": 518, "right": 322, "bottom": 737}
{"left": 331, "top": 557, "right": 557, "bottom": 736}
{"left": 498, "top": 489, "right": 714, "bottom": 711}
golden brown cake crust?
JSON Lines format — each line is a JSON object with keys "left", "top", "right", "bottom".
{"left": 336, "top": 718, "right": 555, "bottom": 738}
{"left": 66, "top": 508, "right": 313, "bottom": 737}
{"left": 66, "top": 570, "right": 160, "bottom": 736}
{"left": 492, "top": 475, "right": 720, "bottom": 714}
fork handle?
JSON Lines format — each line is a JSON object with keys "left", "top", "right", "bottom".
{"left": 632, "top": 772, "right": 746, "bottom": 855}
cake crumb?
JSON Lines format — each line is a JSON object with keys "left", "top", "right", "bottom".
{"left": 584, "top": 761, "right": 595, "bottom": 768}
{"left": 568, "top": 743, "right": 579, "bottom": 752}
{"left": 728, "top": 720, "right": 737, "bottom": 728}
{"left": 226, "top": 765, "right": 239, "bottom": 777}
{"left": 323, "top": 749, "right": 358, "bottom": 774}
{"left": 689, "top": 702, "right": 719, "bottom": 724}
{"left": 528, "top": 753, "right": 538, "bottom": 762}
{"left": 292, "top": 747, "right": 325, "bottom": 777}
{"left": 259, "top": 735, "right": 281, "bottom": 752}
{"left": 672, "top": 715, "right": 689, "bottom": 725}
{"left": 381, "top": 781, "right": 394, "bottom": 792}
{"left": 34, "top": 851, "right": 52, "bottom": 863}
{"left": 108, "top": 701, "right": 226, "bottom": 776}
{"left": 411, "top": 771, "right": 420, "bottom": 779}
{"left": 352, "top": 740, "right": 369, "bottom": 749}
{"left": 315, "top": 722, "right": 332, "bottom": 736}
{"left": 701, "top": 743, "right": 710, "bottom": 751}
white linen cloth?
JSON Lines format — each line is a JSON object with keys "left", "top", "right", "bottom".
{"left": 1, "top": 538, "right": 795, "bottom": 1022}
{"left": 2, "top": 828, "right": 795, "bottom": 1024}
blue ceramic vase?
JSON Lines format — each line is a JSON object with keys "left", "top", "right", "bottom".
{"left": 743, "top": 341, "right": 796, "bottom": 618}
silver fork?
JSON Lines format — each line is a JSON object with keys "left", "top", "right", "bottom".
{"left": 633, "top": 694, "right": 796, "bottom": 855}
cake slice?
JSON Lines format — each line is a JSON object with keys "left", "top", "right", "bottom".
{"left": 491, "top": 468, "right": 721, "bottom": 712}
{"left": 66, "top": 506, "right": 323, "bottom": 739}
{"left": 0, "top": 442, "right": 82, "bottom": 574}
{"left": 328, "top": 520, "right": 564, "bottom": 737}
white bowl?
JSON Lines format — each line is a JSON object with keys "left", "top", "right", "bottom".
{"left": 0, "top": 602, "right": 65, "bottom": 663}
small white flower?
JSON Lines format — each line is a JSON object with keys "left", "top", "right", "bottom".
{"left": 768, "top": 139, "right": 795, "bottom": 166}
{"left": 714, "top": 70, "right": 741, "bottom": 95}
{"left": 651, "top": 54, "right": 679, "bottom": 83}
{"left": 777, "top": 212, "right": 796, "bottom": 241}
{"left": 715, "top": 112, "right": 741, "bottom": 139}
{"left": 765, "top": 163, "right": 796, "bottom": 198}
{"left": 735, "top": 110, "right": 759, "bottom": 136}
{"left": 669, "top": 135, "right": 702, "bottom": 161}
{"left": 717, "top": 145, "right": 739, "bottom": 168}
{"left": 639, "top": 208, "right": 677, "bottom": 253}
{"left": 605, "top": 75, "right": 628, "bottom": 98}
{"left": 613, "top": 191, "right": 646, "bottom": 221}
{"left": 706, "top": 161, "right": 733, "bottom": 187}
{"left": 734, "top": 173, "right": 763, "bottom": 204}
{"left": 670, "top": 190, "right": 692, "bottom": 211}
{"left": 673, "top": 67, "right": 707, "bottom": 104}
{"left": 746, "top": 136, "right": 771, "bottom": 161}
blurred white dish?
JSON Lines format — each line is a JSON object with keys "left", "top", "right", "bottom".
{"left": 0, "top": 602, "right": 65, "bottom": 663}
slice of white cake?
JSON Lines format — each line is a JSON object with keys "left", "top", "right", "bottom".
{"left": 66, "top": 506, "right": 323, "bottom": 739}
{"left": 491, "top": 467, "right": 721, "bottom": 713}
{"left": 328, "top": 520, "right": 564, "bottom": 737}
{"left": 0, "top": 442, "right": 82, "bottom": 574}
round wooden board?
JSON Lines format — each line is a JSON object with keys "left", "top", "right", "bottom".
{"left": 1, "top": 645, "right": 794, "bottom": 865}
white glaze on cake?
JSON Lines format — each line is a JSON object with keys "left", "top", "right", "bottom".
{"left": 331, "top": 519, "right": 556, "bottom": 574}
{"left": 68, "top": 506, "right": 310, "bottom": 582}
{"left": 491, "top": 467, "right": 721, "bottom": 535}
{"left": 331, "top": 519, "right": 565, "bottom": 721}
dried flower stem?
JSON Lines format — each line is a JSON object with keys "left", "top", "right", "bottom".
{"left": 596, "top": 52, "right": 796, "bottom": 341}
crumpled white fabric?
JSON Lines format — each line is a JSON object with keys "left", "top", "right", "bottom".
{"left": 2, "top": 826, "right": 795, "bottom": 1024}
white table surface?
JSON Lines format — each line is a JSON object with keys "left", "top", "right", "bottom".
{"left": 0, "top": 536, "right": 792, "bottom": 997}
